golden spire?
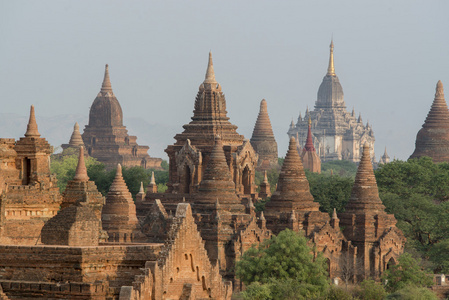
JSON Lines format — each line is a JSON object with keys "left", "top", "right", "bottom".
{"left": 204, "top": 51, "right": 217, "bottom": 84}
{"left": 327, "top": 40, "right": 335, "bottom": 76}
{"left": 25, "top": 105, "right": 41, "bottom": 138}
{"left": 101, "top": 64, "right": 113, "bottom": 93}
{"left": 308, "top": 115, "right": 312, "bottom": 126}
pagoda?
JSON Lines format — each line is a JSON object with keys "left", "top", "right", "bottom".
{"left": 288, "top": 41, "right": 375, "bottom": 162}
{"left": 300, "top": 117, "right": 321, "bottom": 173}
{"left": 250, "top": 99, "right": 278, "bottom": 170}
{"left": 82, "top": 64, "right": 162, "bottom": 170}
{"left": 410, "top": 80, "right": 449, "bottom": 162}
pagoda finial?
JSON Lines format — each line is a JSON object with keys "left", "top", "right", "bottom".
{"left": 73, "top": 146, "right": 89, "bottom": 182}
{"left": 25, "top": 105, "right": 41, "bottom": 138}
{"left": 327, "top": 39, "right": 335, "bottom": 76}
{"left": 304, "top": 116, "right": 315, "bottom": 151}
{"left": 263, "top": 170, "right": 268, "bottom": 183}
{"left": 101, "top": 64, "right": 113, "bottom": 93}
{"left": 150, "top": 171, "right": 156, "bottom": 185}
{"left": 139, "top": 182, "right": 144, "bottom": 194}
{"left": 204, "top": 51, "right": 217, "bottom": 84}
{"left": 436, "top": 80, "right": 444, "bottom": 98}
{"left": 332, "top": 208, "right": 338, "bottom": 219}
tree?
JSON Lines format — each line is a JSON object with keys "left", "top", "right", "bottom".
{"left": 382, "top": 253, "right": 433, "bottom": 292}
{"left": 320, "top": 160, "right": 358, "bottom": 178}
{"left": 236, "top": 229, "right": 329, "bottom": 299}
{"left": 385, "top": 285, "right": 438, "bottom": 300}
{"left": 354, "top": 280, "right": 387, "bottom": 300}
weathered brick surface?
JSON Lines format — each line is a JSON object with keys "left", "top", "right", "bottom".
{"left": 250, "top": 99, "right": 278, "bottom": 171}
{"left": 410, "top": 81, "right": 449, "bottom": 162}
{"left": 82, "top": 65, "right": 162, "bottom": 170}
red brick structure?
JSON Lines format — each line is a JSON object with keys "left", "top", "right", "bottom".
{"left": 410, "top": 81, "right": 449, "bottom": 162}
{"left": 102, "top": 164, "right": 144, "bottom": 243}
{"left": 0, "top": 105, "right": 62, "bottom": 245}
{"left": 339, "top": 143, "right": 406, "bottom": 280}
{"left": 164, "top": 53, "right": 259, "bottom": 197}
{"left": 61, "top": 122, "right": 85, "bottom": 151}
{"left": 0, "top": 123, "right": 232, "bottom": 299}
{"left": 250, "top": 99, "right": 278, "bottom": 171}
{"left": 301, "top": 118, "right": 321, "bottom": 173}
{"left": 82, "top": 65, "right": 162, "bottom": 170}
{"left": 264, "top": 137, "right": 405, "bottom": 281}
{"left": 258, "top": 170, "right": 271, "bottom": 199}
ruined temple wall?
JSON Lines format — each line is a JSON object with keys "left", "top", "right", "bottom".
{"left": 0, "top": 244, "right": 162, "bottom": 289}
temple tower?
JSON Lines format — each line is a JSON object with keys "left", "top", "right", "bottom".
{"left": 250, "top": 99, "right": 278, "bottom": 170}
{"left": 301, "top": 117, "right": 321, "bottom": 173}
{"left": 339, "top": 143, "right": 405, "bottom": 280}
{"left": 41, "top": 146, "right": 105, "bottom": 246}
{"left": 82, "top": 64, "right": 162, "bottom": 170}
{"left": 288, "top": 41, "right": 375, "bottom": 162}
{"left": 379, "top": 147, "right": 390, "bottom": 165}
{"left": 61, "top": 122, "right": 85, "bottom": 151}
{"left": 409, "top": 81, "right": 449, "bottom": 162}
{"left": 102, "top": 164, "right": 144, "bottom": 243}
{"left": 164, "top": 52, "right": 258, "bottom": 197}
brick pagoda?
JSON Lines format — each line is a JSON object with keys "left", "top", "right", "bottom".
{"left": 82, "top": 64, "right": 162, "bottom": 170}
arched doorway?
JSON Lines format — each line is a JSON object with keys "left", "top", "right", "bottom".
{"left": 242, "top": 166, "right": 251, "bottom": 195}
{"left": 386, "top": 257, "right": 396, "bottom": 270}
{"left": 183, "top": 165, "right": 191, "bottom": 194}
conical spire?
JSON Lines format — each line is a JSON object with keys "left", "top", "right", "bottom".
{"left": 109, "top": 164, "right": 129, "bottom": 193}
{"left": 263, "top": 170, "right": 268, "bottom": 183}
{"left": 327, "top": 40, "right": 335, "bottom": 76}
{"left": 422, "top": 80, "right": 449, "bottom": 127}
{"left": 204, "top": 52, "right": 217, "bottom": 84}
{"left": 332, "top": 208, "right": 338, "bottom": 219}
{"left": 383, "top": 147, "right": 389, "bottom": 158}
{"left": 265, "top": 137, "right": 318, "bottom": 213}
{"left": 251, "top": 99, "right": 276, "bottom": 139}
{"left": 25, "top": 105, "right": 41, "bottom": 138}
{"left": 304, "top": 117, "right": 315, "bottom": 151}
{"left": 68, "top": 122, "right": 85, "bottom": 147}
{"left": 150, "top": 171, "right": 156, "bottom": 185}
{"left": 345, "top": 143, "right": 385, "bottom": 212}
{"left": 139, "top": 182, "right": 144, "bottom": 194}
{"left": 198, "top": 136, "right": 240, "bottom": 206}
{"left": 73, "top": 146, "right": 89, "bottom": 182}
{"left": 101, "top": 64, "right": 113, "bottom": 93}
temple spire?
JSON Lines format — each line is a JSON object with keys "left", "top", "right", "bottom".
{"left": 327, "top": 40, "right": 335, "bottom": 76}
{"left": 204, "top": 51, "right": 217, "bottom": 84}
{"left": 68, "top": 122, "right": 84, "bottom": 147}
{"left": 101, "top": 64, "right": 113, "bottom": 93}
{"left": 25, "top": 105, "right": 41, "bottom": 138}
{"left": 150, "top": 171, "right": 156, "bottom": 185}
{"left": 73, "top": 146, "right": 89, "bottom": 182}
{"left": 304, "top": 117, "right": 315, "bottom": 151}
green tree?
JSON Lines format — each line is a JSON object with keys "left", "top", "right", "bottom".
{"left": 241, "top": 282, "right": 272, "bottom": 300}
{"left": 382, "top": 253, "right": 433, "bottom": 292}
{"left": 51, "top": 148, "right": 102, "bottom": 191}
{"left": 236, "top": 229, "right": 329, "bottom": 299}
{"left": 321, "top": 160, "right": 358, "bottom": 178}
{"left": 306, "top": 171, "right": 353, "bottom": 215}
{"left": 385, "top": 285, "right": 438, "bottom": 300}
{"left": 354, "top": 280, "right": 387, "bottom": 300}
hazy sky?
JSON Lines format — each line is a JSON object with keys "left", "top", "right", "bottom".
{"left": 1, "top": 1, "right": 448, "bottom": 161}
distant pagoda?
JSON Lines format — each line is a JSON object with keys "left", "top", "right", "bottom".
{"left": 250, "top": 99, "right": 278, "bottom": 170}
{"left": 288, "top": 41, "right": 375, "bottom": 162}
{"left": 82, "top": 65, "right": 162, "bottom": 170}
{"left": 410, "top": 81, "right": 449, "bottom": 162}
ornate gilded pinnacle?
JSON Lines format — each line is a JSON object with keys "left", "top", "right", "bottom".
{"left": 25, "top": 105, "right": 41, "bottom": 138}
{"left": 327, "top": 40, "right": 335, "bottom": 76}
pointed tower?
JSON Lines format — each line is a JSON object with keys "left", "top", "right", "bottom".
{"left": 164, "top": 52, "right": 258, "bottom": 197}
{"left": 102, "top": 164, "right": 143, "bottom": 243}
{"left": 250, "top": 99, "right": 278, "bottom": 170}
{"left": 62, "top": 122, "right": 85, "bottom": 151}
{"left": 287, "top": 41, "right": 374, "bottom": 163}
{"left": 379, "top": 147, "right": 390, "bottom": 165}
{"left": 146, "top": 171, "right": 158, "bottom": 194}
{"left": 410, "top": 81, "right": 449, "bottom": 162}
{"left": 42, "top": 146, "right": 106, "bottom": 246}
{"left": 24, "top": 105, "right": 40, "bottom": 138}
{"left": 301, "top": 117, "right": 321, "bottom": 173}
{"left": 265, "top": 137, "right": 320, "bottom": 215}
{"left": 339, "top": 143, "right": 405, "bottom": 279}
{"left": 82, "top": 64, "right": 162, "bottom": 170}
{"left": 258, "top": 170, "right": 271, "bottom": 198}
{"left": 196, "top": 137, "right": 243, "bottom": 212}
